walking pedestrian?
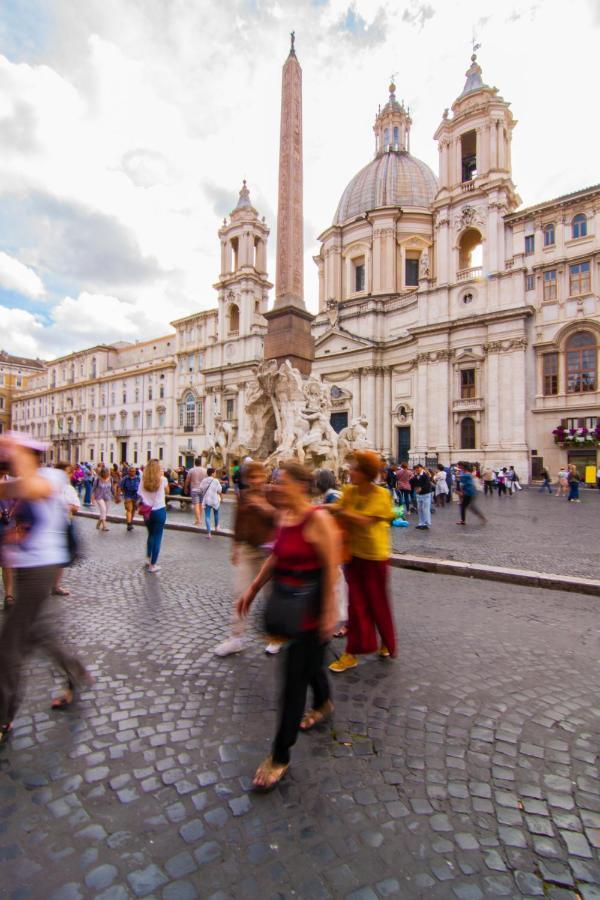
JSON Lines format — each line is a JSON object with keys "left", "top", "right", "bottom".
{"left": 91, "top": 466, "right": 112, "bottom": 531}
{"left": 556, "top": 466, "right": 569, "bottom": 498}
{"left": 184, "top": 458, "right": 207, "bottom": 526}
{"left": 236, "top": 462, "right": 339, "bottom": 791}
{"left": 456, "top": 463, "right": 487, "bottom": 525}
{"left": 395, "top": 463, "right": 413, "bottom": 513}
{"left": 539, "top": 468, "right": 552, "bottom": 494}
{"left": 328, "top": 450, "right": 396, "bottom": 673}
{"left": 138, "top": 459, "right": 169, "bottom": 573}
{"left": 83, "top": 463, "right": 94, "bottom": 506}
{"left": 0, "top": 434, "right": 93, "bottom": 745}
{"left": 0, "top": 466, "right": 15, "bottom": 611}
{"left": 200, "top": 467, "right": 222, "bottom": 539}
{"left": 120, "top": 466, "right": 140, "bottom": 531}
{"left": 214, "top": 461, "right": 278, "bottom": 657}
{"left": 410, "top": 463, "right": 433, "bottom": 530}
{"left": 567, "top": 464, "right": 581, "bottom": 502}
{"left": 497, "top": 468, "right": 508, "bottom": 497}
{"left": 482, "top": 466, "right": 495, "bottom": 496}
{"left": 51, "top": 461, "right": 81, "bottom": 597}
{"left": 433, "top": 464, "right": 449, "bottom": 507}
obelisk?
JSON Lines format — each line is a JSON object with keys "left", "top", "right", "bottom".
{"left": 263, "top": 32, "right": 315, "bottom": 376}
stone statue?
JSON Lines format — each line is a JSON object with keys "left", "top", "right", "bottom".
{"left": 207, "top": 414, "right": 235, "bottom": 468}
{"left": 419, "top": 250, "right": 430, "bottom": 278}
{"left": 337, "top": 415, "right": 372, "bottom": 462}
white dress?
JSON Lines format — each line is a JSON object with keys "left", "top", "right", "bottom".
{"left": 434, "top": 472, "right": 448, "bottom": 496}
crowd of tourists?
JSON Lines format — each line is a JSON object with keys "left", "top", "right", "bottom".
{"left": 0, "top": 431, "right": 594, "bottom": 793}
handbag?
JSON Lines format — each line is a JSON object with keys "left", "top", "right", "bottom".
{"left": 138, "top": 501, "right": 153, "bottom": 521}
{"left": 263, "top": 570, "right": 322, "bottom": 640}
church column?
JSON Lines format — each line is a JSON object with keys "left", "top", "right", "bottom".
{"left": 374, "top": 367, "right": 384, "bottom": 449}
{"left": 220, "top": 241, "right": 228, "bottom": 275}
{"left": 509, "top": 342, "right": 528, "bottom": 449}
{"left": 415, "top": 354, "right": 428, "bottom": 453}
{"left": 237, "top": 381, "right": 246, "bottom": 443}
{"left": 372, "top": 230, "right": 383, "bottom": 294}
{"left": 351, "top": 369, "right": 361, "bottom": 418}
{"left": 366, "top": 368, "right": 377, "bottom": 445}
{"left": 382, "top": 366, "right": 392, "bottom": 457}
{"left": 453, "top": 138, "right": 462, "bottom": 186}
{"left": 485, "top": 346, "right": 500, "bottom": 449}
{"left": 480, "top": 124, "right": 490, "bottom": 175}
{"left": 436, "top": 353, "right": 451, "bottom": 454}
{"left": 490, "top": 121, "right": 498, "bottom": 170}
{"left": 435, "top": 215, "right": 450, "bottom": 285}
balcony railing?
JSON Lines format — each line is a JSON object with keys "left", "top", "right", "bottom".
{"left": 457, "top": 266, "right": 483, "bottom": 282}
{"left": 460, "top": 181, "right": 476, "bottom": 192}
{"left": 51, "top": 432, "right": 83, "bottom": 442}
{"left": 114, "top": 429, "right": 130, "bottom": 437}
{"left": 452, "top": 398, "right": 484, "bottom": 411}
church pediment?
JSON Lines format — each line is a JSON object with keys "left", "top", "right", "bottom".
{"left": 314, "top": 328, "right": 373, "bottom": 356}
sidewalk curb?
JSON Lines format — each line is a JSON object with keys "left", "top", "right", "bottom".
{"left": 76, "top": 509, "right": 600, "bottom": 597}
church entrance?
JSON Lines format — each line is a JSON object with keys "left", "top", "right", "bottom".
{"left": 396, "top": 426, "right": 411, "bottom": 463}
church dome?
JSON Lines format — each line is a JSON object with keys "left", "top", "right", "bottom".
{"left": 333, "top": 150, "right": 439, "bottom": 225}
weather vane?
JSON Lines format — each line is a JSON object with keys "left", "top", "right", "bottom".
{"left": 290, "top": 30, "right": 295, "bottom": 53}
{"left": 471, "top": 31, "right": 481, "bottom": 55}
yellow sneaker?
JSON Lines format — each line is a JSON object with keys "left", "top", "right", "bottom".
{"left": 378, "top": 645, "right": 391, "bottom": 658}
{"left": 329, "top": 652, "right": 358, "bottom": 673}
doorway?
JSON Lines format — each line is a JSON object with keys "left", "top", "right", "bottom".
{"left": 185, "top": 454, "right": 194, "bottom": 469}
{"left": 396, "top": 426, "right": 411, "bottom": 463}
{"left": 330, "top": 411, "right": 348, "bottom": 434}
{"left": 568, "top": 449, "right": 598, "bottom": 482}
{"left": 120, "top": 442, "right": 128, "bottom": 464}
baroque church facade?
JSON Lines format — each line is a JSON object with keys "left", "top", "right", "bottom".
{"left": 10, "top": 55, "right": 600, "bottom": 480}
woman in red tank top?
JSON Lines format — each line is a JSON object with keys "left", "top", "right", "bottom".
{"left": 237, "top": 461, "right": 340, "bottom": 791}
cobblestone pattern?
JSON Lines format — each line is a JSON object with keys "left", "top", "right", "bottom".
{"left": 164, "top": 488, "right": 600, "bottom": 580}
{"left": 1, "top": 518, "right": 599, "bottom": 899}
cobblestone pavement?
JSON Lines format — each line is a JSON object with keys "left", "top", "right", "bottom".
{"left": 172, "top": 487, "right": 600, "bottom": 579}
{"left": 2, "top": 518, "right": 600, "bottom": 900}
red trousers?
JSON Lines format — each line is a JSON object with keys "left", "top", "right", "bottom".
{"left": 345, "top": 557, "right": 396, "bottom": 656}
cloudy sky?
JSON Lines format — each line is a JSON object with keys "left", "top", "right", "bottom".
{"left": 0, "top": 0, "right": 598, "bottom": 360}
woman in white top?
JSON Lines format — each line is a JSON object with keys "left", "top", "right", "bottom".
{"left": 138, "top": 459, "right": 169, "bottom": 573}
{"left": 433, "top": 464, "right": 449, "bottom": 507}
{"left": 200, "top": 466, "right": 222, "bottom": 539}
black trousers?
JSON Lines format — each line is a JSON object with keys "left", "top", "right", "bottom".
{"left": 460, "top": 494, "right": 485, "bottom": 523}
{"left": 0, "top": 565, "right": 87, "bottom": 725}
{"left": 272, "top": 631, "right": 331, "bottom": 765}
{"left": 484, "top": 481, "right": 494, "bottom": 495}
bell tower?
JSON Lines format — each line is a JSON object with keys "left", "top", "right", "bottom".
{"left": 214, "top": 181, "right": 271, "bottom": 340}
{"left": 373, "top": 81, "right": 412, "bottom": 155}
{"left": 432, "top": 52, "right": 521, "bottom": 284}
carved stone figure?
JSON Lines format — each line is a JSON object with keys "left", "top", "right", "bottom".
{"left": 337, "top": 415, "right": 372, "bottom": 462}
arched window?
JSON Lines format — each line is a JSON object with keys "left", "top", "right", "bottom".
{"left": 572, "top": 213, "right": 587, "bottom": 239}
{"left": 460, "top": 417, "right": 476, "bottom": 450}
{"left": 228, "top": 304, "right": 240, "bottom": 334}
{"left": 383, "top": 127, "right": 389, "bottom": 148}
{"left": 566, "top": 331, "right": 597, "bottom": 393}
{"left": 458, "top": 228, "right": 483, "bottom": 272}
{"left": 393, "top": 126, "right": 399, "bottom": 146}
{"left": 543, "top": 223, "right": 555, "bottom": 246}
{"left": 185, "top": 394, "right": 196, "bottom": 428}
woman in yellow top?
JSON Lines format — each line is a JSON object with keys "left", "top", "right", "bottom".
{"left": 329, "top": 450, "right": 396, "bottom": 673}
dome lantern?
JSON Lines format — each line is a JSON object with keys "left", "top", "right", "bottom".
{"left": 373, "top": 80, "right": 412, "bottom": 156}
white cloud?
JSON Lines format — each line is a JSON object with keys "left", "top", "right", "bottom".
{"left": 0, "top": 0, "right": 598, "bottom": 359}
{"left": 0, "top": 250, "right": 44, "bottom": 298}
{"left": 0, "top": 305, "right": 44, "bottom": 356}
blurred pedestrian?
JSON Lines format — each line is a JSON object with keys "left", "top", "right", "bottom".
{"left": 83, "top": 463, "right": 94, "bottom": 506}
{"left": 329, "top": 450, "right": 395, "bottom": 673}
{"left": 0, "top": 465, "right": 15, "bottom": 611}
{"left": 200, "top": 467, "right": 222, "bottom": 539}
{"left": 120, "top": 466, "right": 140, "bottom": 531}
{"left": 52, "top": 461, "right": 81, "bottom": 596}
{"left": 92, "top": 467, "right": 112, "bottom": 531}
{"left": 138, "top": 459, "right": 169, "bottom": 573}
{"left": 214, "top": 461, "right": 278, "bottom": 657}
{"left": 410, "top": 463, "right": 433, "bottom": 530}
{"left": 482, "top": 466, "right": 495, "bottom": 496}
{"left": 184, "top": 458, "right": 207, "bottom": 527}
{"left": 556, "top": 466, "right": 569, "bottom": 498}
{"left": 433, "top": 464, "right": 448, "bottom": 507}
{"left": 567, "top": 464, "right": 581, "bottom": 502}
{"left": 395, "top": 462, "right": 413, "bottom": 512}
{"left": 456, "top": 463, "right": 487, "bottom": 525}
{"left": 237, "top": 462, "right": 339, "bottom": 790}
{"left": 0, "top": 435, "right": 93, "bottom": 745}
{"left": 539, "top": 468, "right": 552, "bottom": 494}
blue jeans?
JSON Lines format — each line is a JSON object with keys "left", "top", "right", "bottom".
{"left": 398, "top": 489, "right": 412, "bottom": 510}
{"left": 539, "top": 478, "right": 552, "bottom": 493}
{"left": 146, "top": 507, "right": 166, "bottom": 564}
{"left": 204, "top": 506, "right": 220, "bottom": 533}
{"left": 84, "top": 481, "right": 93, "bottom": 505}
{"left": 568, "top": 482, "right": 580, "bottom": 501}
{"left": 416, "top": 492, "right": 432, "bottom": 527}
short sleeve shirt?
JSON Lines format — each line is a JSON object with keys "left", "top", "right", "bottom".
{"left": 340, "top": 484, "right": 393, "bottom": 561}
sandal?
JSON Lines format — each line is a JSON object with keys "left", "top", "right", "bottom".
{"left": 300, "top": 700, "right": 334, "bottom": 732}
{"left": 51, "top": 670, "right": 95, "bottom": 711}
{"left": 0, "top": 722, "right": 13, "bottom": 746}
{"left": 252, "top": 755, "right": 289, "bottom": 793}
{"left": 3, "top": 595, "right": 15, "bottom": 611}
{"left": 333, "top": 625, "right": 348, "bottom": 639}
{"left": 52, "top": 588, "right": 70, "bottom": 596}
